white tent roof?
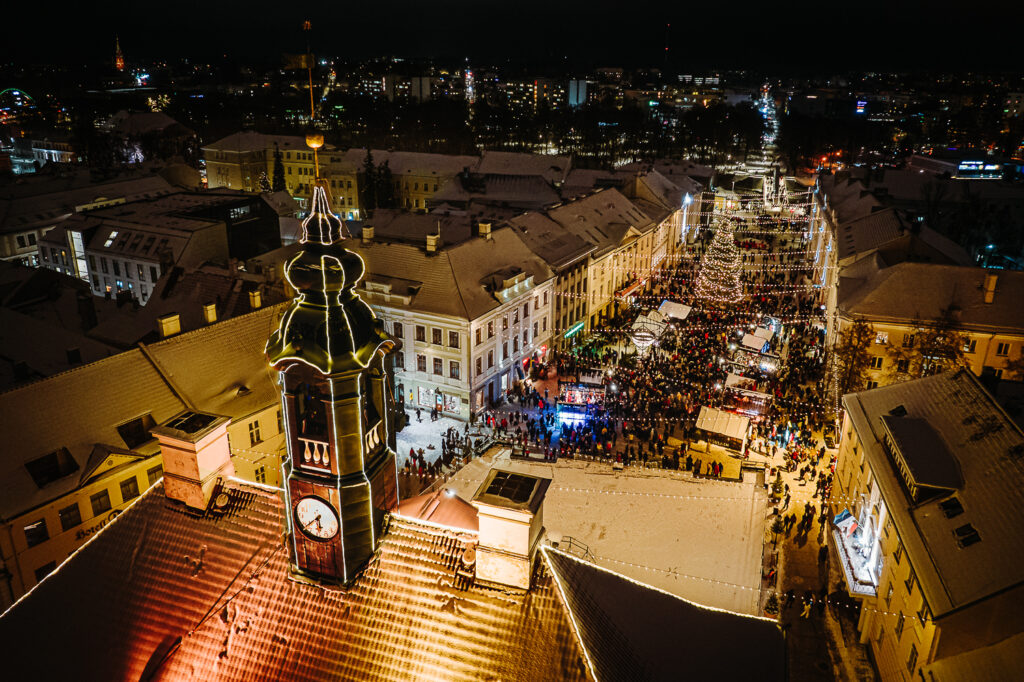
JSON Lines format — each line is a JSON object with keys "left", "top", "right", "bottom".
{"left": 741, "top": 334, "right": 768, "bottom": 352}
{"left": 658, "top": 300, "right": 692, "bottom": 321}
{"left": 753, "top": 327, "right": 774, "bottom": 341}
{"left": 696, "top": 406, "right": 749, "bottom": 441}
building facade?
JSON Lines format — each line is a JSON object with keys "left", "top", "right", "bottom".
{"left": 829, "top": 371, "right": 1024, "bottom": 681}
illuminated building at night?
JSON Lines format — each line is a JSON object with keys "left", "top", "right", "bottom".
{"left": 829, "top": 370, "right": 1024, "bottom": 681}
{"left": 0, "top": 182, "right": 787, "bottom": 680}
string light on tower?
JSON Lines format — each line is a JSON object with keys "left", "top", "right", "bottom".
{"left": 693, "top": 218, "right": 744, "bottom": 305}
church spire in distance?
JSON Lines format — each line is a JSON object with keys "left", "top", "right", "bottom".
{"left": 114, "top": 35, "right": 124, "bottom": 71}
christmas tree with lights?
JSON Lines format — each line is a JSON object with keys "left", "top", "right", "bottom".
{"left": 693, "top": 220, "right": 743, "bottom": 305}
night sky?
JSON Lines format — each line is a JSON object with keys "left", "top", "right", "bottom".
{"left": 5, "top": 0, "right": 1024, "bottom": 71}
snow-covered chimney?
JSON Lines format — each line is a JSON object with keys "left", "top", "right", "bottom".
{"left": 249, "top": 289, "right": 262, "bottom": 310}
{"left": 984, "top": 273, "right": 998, "bottom": 304}
{"left": 362, "top": 224, "right": 374, "bottom": 243}
{"left": 471, "top": 468, "right": 550, "bottom": 590}
{"left": 478, "top": 222, "right": 492, "bottom": 240}
{"left": 426, "top": 232, "right": 440, "bottom": 253}
{"left": 157, "top": 313, "right": 181, "bottom": 338}
{"left": 152, "top": 411, "right": 233, "bottom": 511}
{"left": 202, "top": 302, "right": 217, "bottom": 324}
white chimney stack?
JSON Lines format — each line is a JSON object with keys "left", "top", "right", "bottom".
{"left": 152, "top": 411, "right": 234, "bottom": 511}
{"left": 362, "top": 225, "right": 375, "bottom": 243}
{"left": 478, "top": 222, "right": 492, "bottom": 240}
{"left": 471, "top": 468, "right": 550, "bottom": 590}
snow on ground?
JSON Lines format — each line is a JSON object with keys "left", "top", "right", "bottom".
{"left": 395, "top": 413, "right": 467, "bottom": 464}
{"left": 443, "top": 450, "right": 767, "bottom": 616}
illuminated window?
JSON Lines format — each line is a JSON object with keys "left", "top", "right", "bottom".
{"left": 24, "top": 518, "right": 49, "bottom": 547}
{"left": 103, "top": 231, "right": 119, "bottom": 248}
{"left": 503, "top": 315, "right": 508, "bottom": 330}
{"left": 90, "top": 490, "right": 111, "bottom": 516}
{"left": 875, "top": 332, "right": 888, "bottom": 344}
{"left": 59, "top": 503, "right": 81, "bottom": 531}
{"left": 120, "top": 476, "right": 140, "bottom": 502}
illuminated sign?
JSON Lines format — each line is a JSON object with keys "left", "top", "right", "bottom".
{"left": 563, "top": 321, "right": 585, "bottom": 339}
{"left": 957, "top": 160, "right": 1003, "bottom": 179}
{"left": 855, "top": 101, "right": 866, "bottom": 114}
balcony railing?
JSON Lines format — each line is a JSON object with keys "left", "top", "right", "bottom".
{"left": 299, "top": 437, "right": 330, "bottom": 467}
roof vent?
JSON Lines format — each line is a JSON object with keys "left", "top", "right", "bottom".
{"left": 202, "top": 302, "right": 217, "bottom": 324}
{"left": 65, "top": 347, "right": 82, "bottom": 365}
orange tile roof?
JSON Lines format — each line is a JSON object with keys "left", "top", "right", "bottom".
{"left": 0, "top": 479, "right": 787, "bottom": 680}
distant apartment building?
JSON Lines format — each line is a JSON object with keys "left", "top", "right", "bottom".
{"left": 0, "top": 171, "right": 175, "bottom": 266}
{"left": 36, "top": 190, "right": 282, "bottom": 304}
{"left": 830, "top": 370, "right": 1024, "bottom": 681}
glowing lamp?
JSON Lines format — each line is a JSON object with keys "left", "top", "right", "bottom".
{"left": 305, "top": 133, "right": 324, "bottom": 150}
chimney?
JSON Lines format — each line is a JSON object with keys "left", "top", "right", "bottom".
{"left": 76, "top": 291, "right": 98, "bottom": 331}
{"left": 478, "top": 221, "right": 492, "bottom": 240}
{"left": 65, "top": 347, "right": 82, "bottom": 365}
{"left": 202, "top": 302, "right": 217, "bottom": 324}
{"left": 249, "top": 289, "right": 262, "bottom": 309}
{"left": 362, "top": 224, "right": 374, "bottom": 243}
{"left": 152, "top": 411, "right": 234, "bottom": 511}
{"left": 157, "top": 312, "right": 181, "bottom": 338}
{"left": 471, "top": 468, "right": 551, "bottom": 590}
{"left": 426, "top": 232, "right": 440, "bottom": 253}
{"left": 983, "top": 273, "right": 998, "bottom": 304}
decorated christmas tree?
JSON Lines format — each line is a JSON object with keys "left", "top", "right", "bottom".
{"left": 693, "top": 220, "right": 743, "bottom": 305}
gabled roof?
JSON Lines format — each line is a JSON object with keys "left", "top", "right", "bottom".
{"left": 0, "top": 348, "right": 186, "bottom": 519}
{"left": 478, "top": 150, "right": 571, "bottom": 185}
{"left": 543, "top": 548, "right": 785, "bottom": 681}
{"left": 506, "top": 212, "right": 594, "bottom": 270}
{"left": 546, "top": 189, "right": 654, "bottom": 257}
{"left": 348, "top": 226, "right": 554, "bottom": 321}
{"left": 0, "top": 477, "right": 788, "bottom": 681}
{"left": 0, "top": 480, "right": 588, "bottom": 681}
{"left": 839, "top": 262, "right": 1024, "bottom": 334}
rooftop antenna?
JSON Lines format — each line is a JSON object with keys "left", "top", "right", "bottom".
{"left": 663, "top": 23, "right": 670, "bottom": 68}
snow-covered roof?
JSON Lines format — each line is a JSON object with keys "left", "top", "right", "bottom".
{"left": 658, "top": 300, "right": 691, "bottom": 321}
{"left": 696, "top": 406, "right": 749, "bottom": 441}
{"left": 741, "top": 333, "right": 768, "bottom": 352}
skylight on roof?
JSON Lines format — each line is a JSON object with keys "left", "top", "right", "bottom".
{"left": 939, "top": 497, "right": 964, "bottom": 518}
{"left": 485, "top": 471, "right": 536, "bottom": 504}
{"left": 103, "top": 230, "right": 118, "bottom": 248}
{"left": 954, "top": 523, "right": 981, "bottom": 548}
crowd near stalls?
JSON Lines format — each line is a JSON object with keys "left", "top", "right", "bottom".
{"left": 400, "top": 204, "right": 838, "bottom": 493}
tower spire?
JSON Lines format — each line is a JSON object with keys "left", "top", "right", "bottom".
{"left": 115, "top": 35, "right": 125, "bottom": 71}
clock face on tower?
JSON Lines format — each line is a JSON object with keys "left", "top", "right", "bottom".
{"left": 295, "top": 496, "right": 340, "bottom": 541}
